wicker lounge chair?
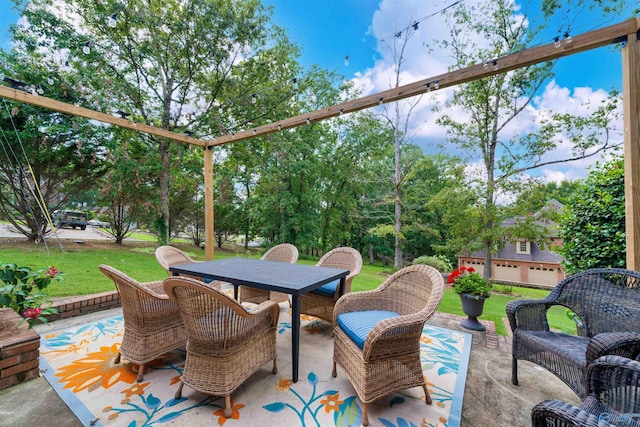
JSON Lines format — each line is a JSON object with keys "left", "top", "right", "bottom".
{"left": 532, "top": 355, "right": 640, "bottom": 427}
{"left": 239, "top": 243, "right": 299, "bottom": 305}
{"left": 98, "top": 264, "right": 187, "bottom": 382}
{"left": 155, "top": 245, "right": 222, "bottom": 288}
{"left": 332, "top": 264, "right": 445, "bottom": 426}
{"left": 507, "top": 268, "right": 640, "bottom": 399}
{"left": 163, "top": 276, "right": 279, "bottom": 418}
{"left": 300, "top": 246, "right": 363, "bottom": 323}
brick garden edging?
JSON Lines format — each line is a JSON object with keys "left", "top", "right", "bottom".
{"left": 0, "top": 291, "right": 121, "bottom": 390}
{"left": 0, "top": 308, "right": 40, "bottom": 390}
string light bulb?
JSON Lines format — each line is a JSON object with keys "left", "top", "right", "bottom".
{"left": 339, "top": 108, "right": 344, "bottom": 116}
{"left": 253, "top": 129, "right": 257, "bottom": 135}
{"left": 492, "top": 59, "right": 498, "bottom": 71}
{"left": 35, "top": 85, "right": 44, "bottom": 95}
{"left": 344, "top": 55, "right": 349, "bottom": 66}
{"left": 425, "top": 83, "right": 431, "bottom": 92}
{"left": 82, "top": 41, "right": 90, "bottom": 55}
{"left": 412, "top": 22, "right": 419, "bottom": 31}
{"left": 292, "top": 78, "right": 298, "bottom": 89}
{"left": 108, "top": 13, "right": 117, "bottom": 28}
{"left": 554, "top": 36, "right": 561, "bottom": 48}
{"left": 378, "top": 97, "right": 384, "bottom": 105}
{"left": 277, "top": 124, "right": 282, "bottom": 131}
{"left": 47, "top": 75, "right": 54, "bottom": 85}
{"left": 434, "top": 80, "right": 440, "bottom": 89}
{"left": 306, "top": 118, "right": 310, "bottom": 124}
{"left": 564, "top": 32, "right": 572, "bottom": 44}
{"left": 395, "top": 32, "right": 402, "bottom": 39}
{"left": 483, "top": 60, "right": 488, "bottom": 69}
{"left": 251, "top": 93, "right": 257, "bottom": 104}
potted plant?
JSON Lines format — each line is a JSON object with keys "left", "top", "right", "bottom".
{"left": 448, "top": 266, "right": 492, "bottom": 331}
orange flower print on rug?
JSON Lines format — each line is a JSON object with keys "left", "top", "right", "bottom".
{"left": 55, "top": 343, "right": 137, "bottom": 392}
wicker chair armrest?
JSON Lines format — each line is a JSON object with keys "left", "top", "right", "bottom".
{"left": 586, "top": 355, "right": 640, "bottom": 399}
{"left": 362, "top": 314, "right": 425, "bottom": 361}
{"left": 586, "top": 333, "right": 640, "bottom": 365}
{"left": 531, "top": 400, "right": 600, "bottom": 427}
{"left": 506, "top": 298, "right": 554, "bottom": 333}
{"left": 244, "top": 300, "right": 280, "bottom": 327}
{"left": 139, "top": 280, "right": 171, "bottom": 299}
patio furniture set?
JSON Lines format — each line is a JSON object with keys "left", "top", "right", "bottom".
{"left": 100, "top": 244, "right": 444, "bottom": 424}
{"left": 99, "top": 245, "right": 640, "bottom": 426}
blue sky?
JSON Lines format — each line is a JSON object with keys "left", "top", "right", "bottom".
{"left": 1, "top": 0, "right": 637, "bottom": 183}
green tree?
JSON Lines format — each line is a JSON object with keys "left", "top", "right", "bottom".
{"left": 0, "top": 50, "right": 106, "bottom": 242}
{"left": 436, "top": 0, "right": 623, "bottom": 279}
{"left": 556, "top": 157, "right": 625, "bottom": 274}
{"left": 15, "top": 0, "right": 294, "bottom": 247}
{"left": 99, "top": 131, "right": 157, "bottom": 244}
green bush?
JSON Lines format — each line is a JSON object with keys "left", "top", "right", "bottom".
{"left": 557, "top": 157, "right": 625, "bottom": 274}
{"left": 412, "top": 254, "right": 453, "bottom": 273}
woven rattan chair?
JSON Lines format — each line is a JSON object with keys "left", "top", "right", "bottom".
{"left": 332, "top": 264, "right": 445, "bottom": 426}
{"left": 163, "top": 276, "right": 279, "bottom": 417}
{"left": 155, "top": 245, "right": 222, "bottom": 289}
{"left": 98, "top": 264, "right": 187, "bottom": 382}
{"left": 532, "top": 355, "right": 640, "bottom": 427}
{"left": 239, "top": 243, "right": 299, "bottom": 305}
{"left": 300, "top": 246, "right": 363, "bottom": 323}
{"left": 507, "top": 268, "right": 640, "bottom": 399}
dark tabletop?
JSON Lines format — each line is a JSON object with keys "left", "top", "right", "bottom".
{"left": 169, "top": 258, "right": 348, "bottom": 295}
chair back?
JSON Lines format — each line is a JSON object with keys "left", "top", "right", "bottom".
{"left": 164, "top": 276, "right": 254, "bottom": 349}
{"left": 316, "top": 247, "right": 363, "bottom": 294}
{"left": 155, "top": 246, "right": 196, "bottom": 275}
{"left": 588, "top": 355, "right": 640, "bottom": 416}
{"left": 551, "top": 268, "right": 640, "bottom": 336}
{"left": 99, "top": 264, "right": 165, "bottom": 328}
{"left": 377, "top": 264, "right": 444, "bottom": 318}
{"left": 262, "top": 243, "right": 299, "bottom": 263}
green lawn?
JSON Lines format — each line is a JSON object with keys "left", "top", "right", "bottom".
{"left": 1, "top": 240, "right": 576, "bottom": 336}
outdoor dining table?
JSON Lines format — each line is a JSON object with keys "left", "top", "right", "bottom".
{"left": 169, "top": 257, "right": 349, "bottom": 383}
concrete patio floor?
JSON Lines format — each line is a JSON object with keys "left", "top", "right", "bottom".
{"left": 0, "top": 307, "right": 580, "bottom": 426}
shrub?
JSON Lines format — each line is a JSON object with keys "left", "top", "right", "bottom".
{"left": 0, "top": 263, "right": 61, "bottom": 328}
{"left": 556, "top": 157, "right": 625, "bottom": 274}
{"left": 412, "top": 255, "right": 453, "bottom": 273}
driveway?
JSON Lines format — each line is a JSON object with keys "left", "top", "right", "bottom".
{"left": 0, "top": 223, "right": 126, "bottom": 241}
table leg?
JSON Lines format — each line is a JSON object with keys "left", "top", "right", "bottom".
{"left": 291, "top": 294, "right": 300, "bottom": 383}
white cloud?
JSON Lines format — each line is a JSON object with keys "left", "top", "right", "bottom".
{"left": 350, "top": 0, "right": 622, "bottom": 185}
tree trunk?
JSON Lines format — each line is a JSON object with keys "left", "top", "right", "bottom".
{"left": 159, "top": 138, "right": 171, "bottom": 246}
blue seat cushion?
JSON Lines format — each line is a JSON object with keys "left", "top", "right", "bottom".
{"left": 337, "top": 310, "right": 400, "bottom": 349}
{"left": 312, "top": 279, "right": 340, "bottom": 297}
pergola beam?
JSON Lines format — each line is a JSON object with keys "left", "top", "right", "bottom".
{"left": 210, "top": 18, "right": 639, "bottom": 146}
{"left": 623, "top": 27, "right": 640, "bottom": 271}
{"left": 0, "top": 85, "right": 207, "bottom": 147}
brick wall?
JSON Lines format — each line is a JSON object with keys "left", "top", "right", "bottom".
{"left": 46, "top": 290, "right": 121, "bottom": 321}
{"left": 0, "top": 308, "right": 40, "bottom": 390}
{"left": 0, "top": 291, "right": 121, "bottom": 390}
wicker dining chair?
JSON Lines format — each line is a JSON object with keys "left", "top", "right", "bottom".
{"left": 332, "top": 264, "right": 445, "bottom": 426}
{"left": 163, "top": 276, "right": 279, "bottom": 418}
{"left": 532, "top": 355, "right": 640, "bottom": 427}
{"left": 98, "top": 264, "right": 187, "bottom": 382}
{"left": 239, "top": 243, "right": 299, "bottom": 305}
{"left": 155, "top": 245, "right": 222, "bottom": 289}
{"left": 507, "top": 268, "right": 640, "bottom": 399}
{"left": 300, "top": 246, "right": 363, "bottom": 323}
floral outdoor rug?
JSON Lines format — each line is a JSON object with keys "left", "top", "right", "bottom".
{"left": 39, "top": 306, "right": 471, "bottom": 427}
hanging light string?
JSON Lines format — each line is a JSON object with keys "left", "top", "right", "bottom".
{"left": 0, "top": 99, "right": 64, "bottom": 251}
{"left": 7, "top": 2, "right": 617, "bottom": 140}
{"left": 379, "top": 0, "right": 462, "bottom": 42}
